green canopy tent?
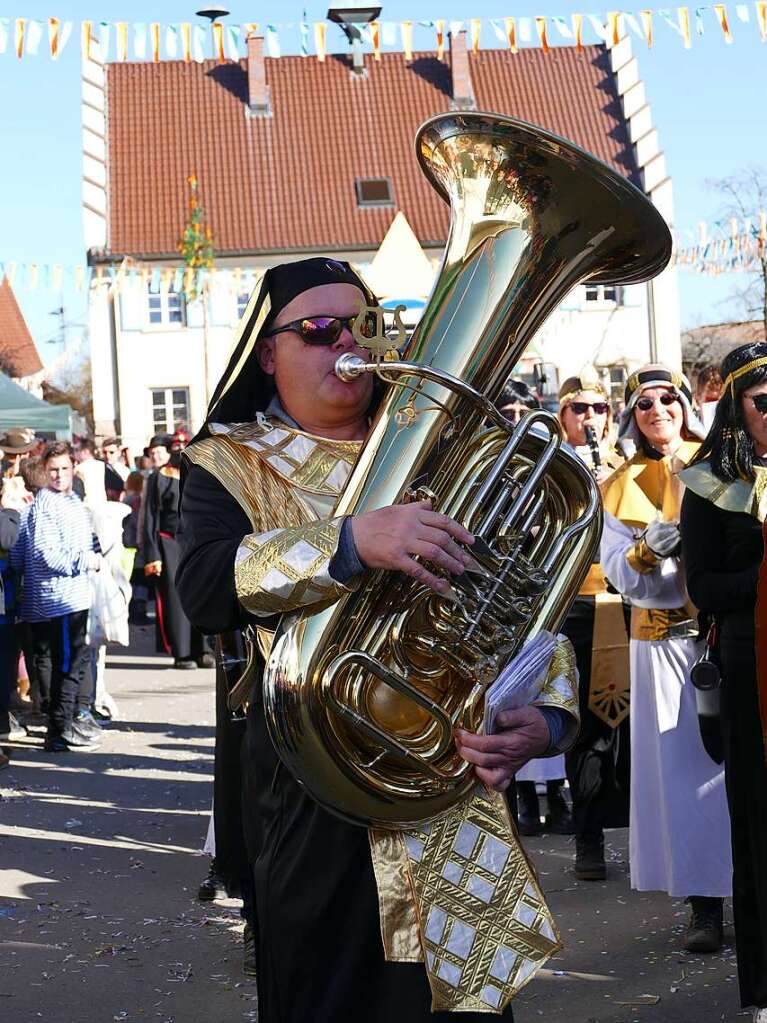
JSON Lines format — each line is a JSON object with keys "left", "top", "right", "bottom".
{"left": 0, "top": 371, "right": 72, "bottom": 437}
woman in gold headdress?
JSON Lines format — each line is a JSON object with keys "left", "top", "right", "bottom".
{"left": 600, "top": 364, "right": 732, "bottom": 953}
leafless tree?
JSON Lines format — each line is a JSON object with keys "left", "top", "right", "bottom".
{"left": 708, "top": 167, "right": 767, "bottom": 339}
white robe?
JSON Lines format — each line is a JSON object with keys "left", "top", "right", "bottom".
{"left": 516, "top": 754, "right": 566, "bottom": 783}
{"left": 600, "top": 511, "right": 732, "bottom": 897}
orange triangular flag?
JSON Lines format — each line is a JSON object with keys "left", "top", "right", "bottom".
{"left": 371, "top": 20, "right": 381, "bottom": 60}
{"left": 151, "top": 22, "right": 161, "bottom": 62}
{"left": 15, "top": 18, "right": 25, "bottom": 58}
{"left": 678, "top": 7, "right": 692, "bottom": 46}
{"left": 212, "top": 21, "right": 225, "bottom": 61}
{"left": 757, "top": 1, "right": 767, "bottom": 40}
{"left": 504, "top": 16, "right": 518, "bottom": 53}
{"left": 48, "top": 16, "right": 59, "bottom": 58}
{"left": 81, "top": 20, "right": 92, "bottom": 61}
{"left": 470, "top": 18, "right": 481, "bottom": 53}
{"left": 640, "top": 9, "right": 654, "bottom": 45}
{"left": 714, "top": 4, "right": 734, "bottom": 40}
{"left": 436, "top": 18, "right": 445, "bottom": 59}
{"left": 607, "top": 10, "right": 621, "bottom": 43}
{"left": 314, "top": 22, "right": 326, "bottom": 62}
{"left": 535, "top": 16, "right": 550, "bottom": 51}
{"left": 572, "top": 13, "right": 584, "bottom": 50}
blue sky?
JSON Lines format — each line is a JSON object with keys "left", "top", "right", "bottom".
{"left": 0, "top": 1, "right": 764, "bottom": 365}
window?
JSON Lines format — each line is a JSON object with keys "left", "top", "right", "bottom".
{"left": 355, "top": 177, "right": 395, "bottom": 207}
{"left": 584, "top": 284, "right": 623, "bottom": 305}
{"left": 146, "top": 284, "right": 185, "bottom": 326}
{"left": 607, "top": 365, "right": 627, "bottom": 406}
{"left": 236, "top": 291, "right": 250, "bottom": 319}
{"left": 151, "top": 387, "right": 190, "bottom": 434}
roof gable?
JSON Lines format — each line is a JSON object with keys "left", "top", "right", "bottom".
{"left": 104, "top": 45, "right": 639, "bottom": 259}
{"left": 0, "top": 280, "right": 43, "bottom": 379}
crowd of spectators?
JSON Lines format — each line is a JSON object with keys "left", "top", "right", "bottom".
{"left": 0, "top": 427, "right": 194, "bottom": 766}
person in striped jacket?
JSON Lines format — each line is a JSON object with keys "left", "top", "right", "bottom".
{"left": 11, "top": 441, "right": 102, "bottom": 752}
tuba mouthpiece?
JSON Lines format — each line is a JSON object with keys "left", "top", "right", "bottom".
{"left": 335, "top": 354, "right": 368, "bottom": 381}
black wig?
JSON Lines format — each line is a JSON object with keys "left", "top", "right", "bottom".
{"left": 691, "top": 340, "right": 767, "bottom": 482}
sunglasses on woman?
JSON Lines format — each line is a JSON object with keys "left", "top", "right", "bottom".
{"left": 636, "top": 392, "right": 679, "bottom": 412}
{"left": 569, "top": 401, "right": 609, "bottom": 416}
{"left": 264, "top": 312, "right": 377, "bottom": 346}
{"left": 749, "top": 393, "right": 767, "bottom": 415}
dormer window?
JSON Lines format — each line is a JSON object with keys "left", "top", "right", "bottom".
{"left": 356, "top": 177, "right": 394, "bottom": 208}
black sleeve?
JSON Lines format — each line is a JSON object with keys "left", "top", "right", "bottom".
{"left": 0, "top": 509, "right": 20, "bottom": 551}
{"left": 680, "top": 488, "right": 759, "bottom": 613}
{"left": 176, "top": 464, "right": 252, "bottom": 635}
{"left": 142, "top": 471, "right": 161, "bottom": 564}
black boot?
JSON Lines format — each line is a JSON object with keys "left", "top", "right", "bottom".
{"left": 198, "top": 860, "right": 227, "bottom": 901}
{"left": 516, "top": 781, "right": 541, "bottom": 836}
{"left": 683, "top": 896, "right": 723, "bottom": 953}
{"left": 243, "top": 921, "right": 257, "bottom": 976}
{"left": 574, "top": 832, "right": 606, "bottom": 880}
{"left": 545, "top": 781, "right": 574, "bottom": 835}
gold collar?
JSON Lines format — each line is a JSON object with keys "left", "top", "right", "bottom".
{"left": 208, "top": 418, "right": 362, "bottom": 498}
{"left": 678, "top": 462, "right": 767, "bottom": 523}
{"left": 601, "top": 440, "right": 700, "bottom": 527}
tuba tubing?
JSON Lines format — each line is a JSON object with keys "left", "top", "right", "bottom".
{"left": 262, "top": 111, "right": 672, "bottom": 828}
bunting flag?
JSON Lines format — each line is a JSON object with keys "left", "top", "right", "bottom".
{"left": 14, "top": 17, "right": 24, "bottom": 59}
{"left": 470, "top": 17, "right": 482, "bottom": 52}
{"left": 212, "top": 20, "right": 225, "bottom": 61}
{"left": 150, "top": 22, "right": 160, "bottom": 63}
{"left": 714, "top": 2, "right": 734, "bottom": 37}
{"left": 678, "top": 6, "right": 692, "bottom": 45}
{"left": 0, "top": 9, "right": 763, "bottom": 64}
{"left": 26, "top": 19, "right": 43, "bottom": 55}
{"left": 181, "top": 22, "right": 191, "bottom": 62}
{"left": 401, "top": 20, "right": 413, "bottom": 60}
{"left": 535, "top": 15, "right": 550, "bottom": 50}
{"left": 48, "top": 16, "right": 60, "bottom": 57}
{"left": 573, "top": 12, "right": 585, "bottom": 47}
{"left": 640, "top": 8, "right": 654, "bottom": 44}
{"left": 314, "top": 21, "right": 326, "bottom": 61}
{"left": 505, "top": 15, "right": 519, "bottom": 52}
{"left": 116, "top": 22, "right": 128, "bottom": 61}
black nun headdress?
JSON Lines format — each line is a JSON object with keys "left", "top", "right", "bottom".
{"left": 194, "top": 257, "right": 377, "bottom": 444}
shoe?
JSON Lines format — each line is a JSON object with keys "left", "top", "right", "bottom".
{"left": 74, "top": 709, "right": 103, "bottom": 738}
{"left": 44, "top": 725, "right": 101, "bottom": 752}
{"left": 683, "top": 896, "right": 723, "bottom": 953}
{"left": 545, "top": 782, "right": 575, "bottom": 835}
{"left": 0, "top": 712, "right": 28, "bottom": 742}
{"left": 243, "top": 922, "right": 257, "bottom": 976}
{"left": 197, "top": 653, "right": 216, "bottom": 669}
{"left": 574, "top": 834, "right": 607, "bottom": 880}
{"left": 198, "top": 862, "right": 227, "bottom": 901}
{"left": 516, "top": 782, "right": 542, "bottom": 836}
{"left": 174, "top": 658, "right": 197, "bottom": 670}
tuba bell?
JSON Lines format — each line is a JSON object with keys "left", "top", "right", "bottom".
{"left": 263, "top": 112, "right": 672, "bottom": 829}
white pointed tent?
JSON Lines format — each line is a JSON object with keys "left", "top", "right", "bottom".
{"left": 363, "top": 212, "right": 437, "bottom": 324}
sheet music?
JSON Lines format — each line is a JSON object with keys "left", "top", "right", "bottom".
{"left": 482, "top": 631, "right": 558, "bottom": 735}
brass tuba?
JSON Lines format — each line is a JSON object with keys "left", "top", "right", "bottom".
{"left": 263, "top": 112, "right": 672, "bottom": 829}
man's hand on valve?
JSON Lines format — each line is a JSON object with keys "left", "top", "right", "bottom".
{"left": 351, "top": 499, "right": 475, "bottom": 597}
{"left": 454, "top": 706, "right": 552, "bottom": 792}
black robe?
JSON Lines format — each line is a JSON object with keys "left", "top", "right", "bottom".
{"left": 143, "top": 469, "right": 205, "bottom": 661}
{"left": 681, "top": 489, "right": 767, "bottom": 1010}
{"left": 176, "top": 464, "right": 515, "bottom": 1023}
{"left": 563, "top": 597, "right": 631, "bottom": 837}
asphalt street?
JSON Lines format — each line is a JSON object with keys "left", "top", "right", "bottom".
{"left": 0, "top": 626, "right": 748, "bottom": 1023}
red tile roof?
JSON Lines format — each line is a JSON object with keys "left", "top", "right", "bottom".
{"left": 104, "top": 45, "right": 640, "bottom": 259}
{"left": 0, "top": 280, "right": 43, "bottom": 378}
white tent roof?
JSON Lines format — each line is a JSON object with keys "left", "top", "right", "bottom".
{"left": 364, "top": 211, "right": 436, "bottom": 303}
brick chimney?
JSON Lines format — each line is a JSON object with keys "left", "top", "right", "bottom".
{"left": 449, "top": 29, "right": 475, "bottom": 110}
{"left": 246, "top": 33, "right": 271, "bottom": 118}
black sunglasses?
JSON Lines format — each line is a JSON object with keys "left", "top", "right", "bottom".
{"left": 569, "top": 401, "right": 609, "bottom": 416}
{"left": 749, "top": 393, "right": 767, "bottom": 415}
{"left": 264, "top": 313, "right": 377, "bottom": 346}
{"left": 636, "top": 392, "right": 679, "bottom": 412}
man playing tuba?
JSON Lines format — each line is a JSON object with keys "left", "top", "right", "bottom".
{"left": 177, "top": 257, "right": 579, "bottom": 1022}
